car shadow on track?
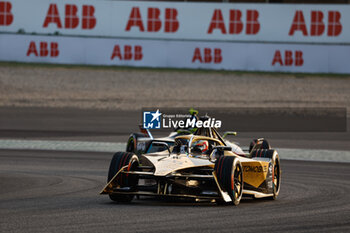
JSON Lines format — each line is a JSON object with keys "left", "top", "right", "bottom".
{"left": 99, "top": 196, "right": 277, "bottom": 208}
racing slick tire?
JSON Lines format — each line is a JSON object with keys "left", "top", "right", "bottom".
{"left": 268, "top": 151, "right": 281, "bottom": 200}
{"left": 107, "top": 152, "right": 139, "bottom": 203}
{"left": 126, "top": 133, "right": 145, "bottom": 153}
{"left": 215, "top": 156, "right": 243, "bottom": 206}
{"left": 249, "top": 138, "right": 270, "bottom": 153}
{"left": 250, "top": 149, "right": 281, "bottom": 200}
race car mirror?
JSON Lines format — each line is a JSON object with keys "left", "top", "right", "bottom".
{"left": 222, "top": 131, "right": 237, "bottom": 139}
{"left": 151, "top": 141, "right": 171, "bottom": 156}
{"left": 209, "top": 146, "right": 232, "bottom": 162}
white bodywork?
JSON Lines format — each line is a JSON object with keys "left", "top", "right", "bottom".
{"left": 144, "top": 152, "right": 213, "bottom": 176}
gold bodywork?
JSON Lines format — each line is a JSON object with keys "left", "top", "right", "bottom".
{"left": 176, "top": 135, "right": 270, "bottom": 189}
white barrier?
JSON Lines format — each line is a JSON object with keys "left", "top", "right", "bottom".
{"left": 0, "top": 0, "right": 350, "bottom": 43}
{"left": 1, "top": 34, "right": 350, "bottom": 73}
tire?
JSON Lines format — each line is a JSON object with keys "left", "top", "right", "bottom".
{"left": 107, "top": 152, "right": 139, "bottom": 202}
{"left": 126, "top": 133, "right": 145, "bottom": 153}
{"left": 249, "top": 138, "right": 270, "bottom": 153}
{"left": 249, "top": 149, "right": 281, "bottom": 200}
{"left": 215, "top": 156, "right": 243, "bottom": 206}
{"left": 250, "top": 149, "right": 275, "bottom": 159}
{"left": 269, "top": 151, "right": 281, "bottom": 200}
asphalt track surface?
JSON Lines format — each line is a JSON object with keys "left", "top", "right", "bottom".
{"left": 1, "top": 107, "right": 350, "bottom": 232}
{"left": 0, "top": 149, "right": 350, "bottom": 233}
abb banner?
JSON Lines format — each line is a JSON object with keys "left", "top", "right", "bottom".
{"left": 1, "top": 34, "right": 350, "bottom": 73}
{"left": 0, "top": 0, "right": 349, "bottom": 43}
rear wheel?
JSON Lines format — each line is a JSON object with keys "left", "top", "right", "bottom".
{"left": 269, "top": 152, "right": 281, "bottom": 200}
{"left": 107, "top": 152, "right": 139, "bottom": 202}
{"left": 215, "top": 156, "right": 243, "bottom": 206}
{"left": 249, "top": 138, "right": 270, "bottom": 153}
{"left": 126, "top": 133, "right": 145, "bottom": 153}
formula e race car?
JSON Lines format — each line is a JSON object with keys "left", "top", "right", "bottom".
{"left": 100, "top": 127, "right": 281, "bottom": 205}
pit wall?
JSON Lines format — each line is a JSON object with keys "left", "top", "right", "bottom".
{"left": 1, "top": 0, "right": 349, "bottom": 73}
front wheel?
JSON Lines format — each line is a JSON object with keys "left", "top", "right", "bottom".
{"left": 107, "top": 152, "right": 139, "bottom": 203}
{"left": 215, "top": 156, "right": 243, "bottom": 206}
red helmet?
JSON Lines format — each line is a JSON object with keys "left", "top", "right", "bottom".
{"left": 192, "top": 140, "right": 209, "bottom": 154}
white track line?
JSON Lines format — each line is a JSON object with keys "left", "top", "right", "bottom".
{"left": 0, "top": 139, "right": 125, "bottom": 153}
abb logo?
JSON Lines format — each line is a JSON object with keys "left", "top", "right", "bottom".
{"left": 125, "top": 7, "right": 179, "bottom": 32}
{"left": 43, "top": 4, "right": 96, "bottom": 29}
{"left": 0, "top": 1, "right": 13, "bottom": 26}
{"left": 272, "top": 50, "right": 303, "bottom": 66}
{"left": 289, "top": 11, "right": 342, "bottom": 36}
{"left": 26, "top": 41, "right": 59, "bottom": 57}
{"left": 111, "top": 45, "right": 143, "bottom": 60}
{"left": 207, "top": 9, "right": 260, "bottom": 35}
{"left": 192, "top": 48, "right": 222, "bottom": 63}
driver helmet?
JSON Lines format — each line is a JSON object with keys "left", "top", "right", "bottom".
{"left": 192, "top": 140, "right": 209, "bottom": 154}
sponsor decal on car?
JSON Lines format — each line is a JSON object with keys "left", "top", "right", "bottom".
{"left": 243, "top": 165, "right": 268, "bottom": 173}
{"left": 137, "top": 141, "right": 146, "bottom": 151}
{"left": 242, "top": 161, "right": 269, "bottom": 188}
